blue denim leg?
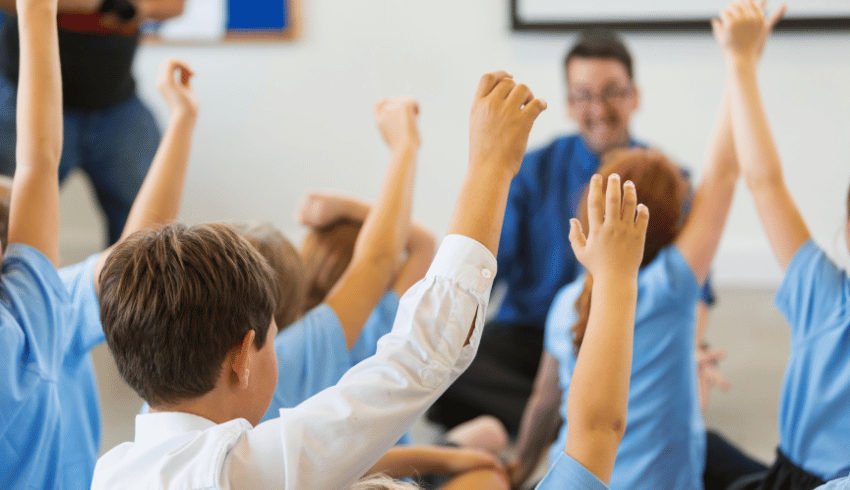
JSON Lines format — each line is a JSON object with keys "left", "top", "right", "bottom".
{"left": 0, "top": 75, "right": 83, "bottom": 181}
{"left": 79, "top": 94, "right": 160, "bottom": 245}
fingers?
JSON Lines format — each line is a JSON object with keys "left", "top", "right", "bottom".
{"left": 490, "top": 77, "right": 517, "bottom": 101}
{"left": 586, "top": 174, "right": 604, "bottom": 229}
{"left": 621, "top": 180, "right": 637, "bottom": 222}
{"left": 604, "top": 173, "right": 622, "bottom": 225}
{"left": 635, "top": 203, "right": 649, "bottom": 234}
{"left": 523, "top": 97, "right": 548, "bottom": 120}
{"left": 568, "top": 218, "right": 586, "bottom": 253}
{"left": 474, "top": 70, "right": 513, "bottom": 100}
{"left": 711, "top": 18, "right": 723, "bottom": 41}
{"left": 506, "top": 83, "right": 532, "bottom": 107}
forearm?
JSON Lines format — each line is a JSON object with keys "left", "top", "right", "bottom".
{"left": 8, "top": 0, "right": 62, "bottom": 265}
{"left": 0, "top": 0, "right": 97, "bottom": 14}
{"left": 447, "top": 167, "right": 514, "bottom": 257}
{"left": 566, "top": 275, "right": 636, "bottom": 482}
{"left": 368, "top": 446, "right": 456, "bottom": 479}
{"left": 727, "top": 58, "right": 783, "bottom": 190}
{"left": 119, "top": 113, "right": 195, "bottom": 242}
{"left": 727, "top": 56, "right": 810, "bottom": 267}
{"left": 513, "top": 390, "right": 561, "bottom": 484}
{"left": 352, "top": 144, "right": 417, "bottom": 269}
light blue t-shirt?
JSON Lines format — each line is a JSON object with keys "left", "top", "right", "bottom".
{"left": 536, "top": 452, "right": 609, "bottom": 490}
{"left": 817, "top": 476, "right": 850, "bottom": 490}
{"left": 773, "top": 240, "right": 850, "bottom": 481}
{"left": 545, "top": 246, "right": 705, "bottom": 490}
{"left": 261, "top": 292, "right": 405, "bottom": 428}
{"left": 58, "top": 253, "right": 105, "bottom": 489}
{"left": 0, "top": 243, "right": 71, "bottom": 490}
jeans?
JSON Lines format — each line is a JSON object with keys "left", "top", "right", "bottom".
{"left": 0, "top": 74, "right": 160, "bottom": 245}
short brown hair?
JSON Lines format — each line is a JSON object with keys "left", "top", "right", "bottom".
{"left": 571, "top": 148, "right": 688, "bottom": 354}
{"left": 99, "top": 222, "right": 276, "bottom": 406}
{"left": 235, "top": 223, "right": 307, "bottom": 331}
{"left": 300, "top": 218, "right": 362, "bottom": 312}
{"left": 565, "top": 29, "right": 634, "bottom": 81}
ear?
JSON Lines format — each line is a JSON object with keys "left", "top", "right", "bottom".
{"left": 232, "top": 330, "right": 256, "bottom": 390}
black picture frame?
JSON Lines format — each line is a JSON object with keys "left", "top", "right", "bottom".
{"left": 510, "top": 0, "right": 850, "bottom": 32}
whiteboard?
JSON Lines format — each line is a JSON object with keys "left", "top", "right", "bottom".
{"left": 513, "top": 0, "right": 850, "bottom": 30}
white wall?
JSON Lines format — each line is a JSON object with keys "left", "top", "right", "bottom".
{"left": 61, "top": 0, "right": 850, "bottom": 287}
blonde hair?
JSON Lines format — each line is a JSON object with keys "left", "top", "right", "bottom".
{"left": 349, "top": 475, "right": 421, "bottom": 490}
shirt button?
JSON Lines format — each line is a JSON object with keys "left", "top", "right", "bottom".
{"left": 481, "top": 269, "right": 492, "bottom": 279}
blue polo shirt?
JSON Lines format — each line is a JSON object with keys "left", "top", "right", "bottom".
{"left": 536, "top": 452, "right": 609, "bottom": 490}
{"left": 0, "top": 244, "right": 71, "bottom": 490}
{"left": 546, "top": 246, "right": 705, "bottom": 490}
{"left": 262, "top": 292, "right": 405, "bottom": 420}
{"left": 817, "top": 477, "right": 850, "bottom": 490}
{"left": 495, "top": 134, "right": 712, "bottom": 327}
{"left": 58, "top": 254, "right": 105, "bottom": 489}
{"left": 773, "top": 240, "right": 850, "bottom": 481}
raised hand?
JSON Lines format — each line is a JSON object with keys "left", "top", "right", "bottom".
{"left": 569, "top": 174, "right": 649, "bottom": 281}
{"left": 157, "top": 58, "right": 198, "bottom": 118}
{"left": 374, "top": 97, "right": 420, "bottom": 151}
{"left": 712, "top": 0, "right": 770, "bottom": 61}
{"left": 469, "top": 71, "right": 547, "bottom": 178}
{"left": 295, "top": 191, "right": 351, "bottom": 228}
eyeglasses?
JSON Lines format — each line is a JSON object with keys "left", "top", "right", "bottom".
{"left": 568, "top": 86, "right": 633, "bottom": 106}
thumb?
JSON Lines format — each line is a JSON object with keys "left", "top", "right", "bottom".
{"left": 568, "top": 218, "right": 586, "bottom": 255}
{"left": 711, "top": 18, "right": 723, "bottom": 43}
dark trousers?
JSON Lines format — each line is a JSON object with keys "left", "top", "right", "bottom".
{"left": 726, "top": 448, "right": 825, "bottom": 490}
{"left": 426, "top": 321, "right": 544, "bottom": 435}
{"left": 705, "top": 429, "right": 770, "bottom": 490}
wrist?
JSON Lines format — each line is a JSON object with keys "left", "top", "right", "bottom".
{"left": 390, "top": 140, "right": 420, "bottom": 155}
{"left": 170, "top": 109, "right": 198, "bottom": 125}
{"left": 725, "top": 53, "right": 758, "bottom": 72}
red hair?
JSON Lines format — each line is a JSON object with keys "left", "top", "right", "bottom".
{"left": 571, "top": 148, "right": 688, "bottom": 354}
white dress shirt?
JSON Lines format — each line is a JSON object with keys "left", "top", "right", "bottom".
{"left": 91, "top": 234, "right": 496, "bottom": 490}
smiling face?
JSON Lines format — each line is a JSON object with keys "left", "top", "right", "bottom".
{"left": 566, "top": 56, "right": 640, "bottom": 155}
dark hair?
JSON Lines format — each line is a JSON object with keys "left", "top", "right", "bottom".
{"left": 235, "top": 223, "right": 307, "bottom": 331}
{"left": 571, "top": 148, "right": 687, "bottom": 353}
{"left": 299, "top": 218, "right": 362, "bottom": 312}
{"left": 99, "top": 222, "right": 276, "bottom": 407}
{"left": 564, "top": 29, "right": 634, "bottom": 81}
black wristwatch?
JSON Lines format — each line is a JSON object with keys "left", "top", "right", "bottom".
{"left": 99, "top": 0, "right": 137, "bottom": 21}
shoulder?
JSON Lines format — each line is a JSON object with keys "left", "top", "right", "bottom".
{"left": 519, "top": 135, "right": 580, "bottom": 175}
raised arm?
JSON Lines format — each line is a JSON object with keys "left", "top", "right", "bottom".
{"left": 324, "top": 99, "right": 419, "bottom": 349}
{"left": 297, "top": 192, "right": 436, "bottom": 297}
{"left": 447, "top": 71, "right": 546, "bottom": 256}
{"left": 92, "top": 59, "right": 198, "bottom": 291}
{"left": 0, "top": 0, "right": 96, "bottom": 14}
{"left": 7, "top": 0, "right": 62, "bottom": 266}
{"left": 562, "top": 175, "right": 648, "bottom": 484}
{"left": 717, "top": 0, "right": 808, "bottom": 270}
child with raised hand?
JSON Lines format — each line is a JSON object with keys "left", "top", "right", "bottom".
{"left": 91, "top": 70, "right": 546, "bottom": 490}
{"left": 717, "top": 1, "right": 850, "bottom": 488}
{"left": 511, "top": 15, "right": 768, "bottom": 485}
{"left": 347, "top": 175, "right": 649, "bottom": 490}
{"left": 535, "top": 174, "right": 648, "bottom": 489}
{"left": 0, "top": 0, "right": 67, "bottom": 486}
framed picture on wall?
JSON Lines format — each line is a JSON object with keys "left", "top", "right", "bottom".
{"left": 144, "top": 0, "right": 299, "bottom": 43}
{"left": 511, "top": 0, "right": 850, "bottom": 31}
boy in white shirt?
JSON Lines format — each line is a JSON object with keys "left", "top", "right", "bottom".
{"left": 91, "top": 71, "right": 547, "bottom": 490}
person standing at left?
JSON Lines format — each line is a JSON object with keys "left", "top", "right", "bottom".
{"left": 0, "top": 0, "right": 184, "bottom": 245}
